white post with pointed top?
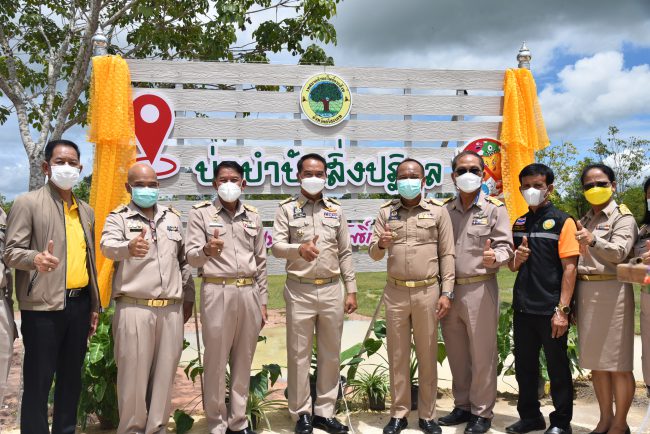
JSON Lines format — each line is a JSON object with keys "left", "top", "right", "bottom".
{"left": 517, "top": 41, "right": 532, "bottom": 69}
{"left": 91, "top": 28, "right": 108, "bottom": 57}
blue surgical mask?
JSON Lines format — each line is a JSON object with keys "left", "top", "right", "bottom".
{"left": 131, "top": 186, "right": 159, "bottom": 209}
{"left": 397, "top": 179, "right": 422, "bottom": 200}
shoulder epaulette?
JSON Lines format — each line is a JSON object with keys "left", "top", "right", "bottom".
{"left": 279, "top": 196, "right": 296, "bottom": 206}
{"left": 168, "top": 206, "right": 181, "bottom": 217}
{"left": 440, "top": 196, "right": 454, "bottom": 205}
{"left": 486, "top": 196, "right": 505, "bottom": 207}
{"left": 110, "top": 204, "right": 129, "bottom": 214}
{"left": 618, "top": 204, "right": 632, "bottom": 216}
{"left": 192, "top": 200, "right": 211, "bottom": 209}
{"left": 381, "top": 199, "right": 398, "bottom": 208}
{"left": 244, "top": 204, "right": 258, "bottom": 213}
{"left": 326, "top": 197, "right": 341, "bottom": 205}
{"left": 426, "top": 198, "right": 444, "bottom": 206}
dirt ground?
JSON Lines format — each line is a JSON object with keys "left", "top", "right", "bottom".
{"left": 2, "top": 309, "right": 650, "bottom": 432}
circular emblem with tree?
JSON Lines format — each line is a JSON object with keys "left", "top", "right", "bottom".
{"left": 300, "top": 73, "right": 352, "bottom": 127}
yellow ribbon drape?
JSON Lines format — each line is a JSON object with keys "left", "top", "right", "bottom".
{"left": 87, "top": 55, "right": 136, "bottom": 308}
{"left": 499, "top": 68, "right": 550, "bottom": 224}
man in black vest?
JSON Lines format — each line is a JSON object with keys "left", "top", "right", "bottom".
{"left": 506, "top": 163, "right": 580, "bottom": 434}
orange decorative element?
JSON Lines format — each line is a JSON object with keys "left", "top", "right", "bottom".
{"left": 87, "top": 55, "right": 136, "bottom": 308}
{"left": 499, "top": 68, "right": 550, "bottom": 224}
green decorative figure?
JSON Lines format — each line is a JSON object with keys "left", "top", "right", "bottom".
{"left": 309, "top": 82, "right": 342, "bottom": 115}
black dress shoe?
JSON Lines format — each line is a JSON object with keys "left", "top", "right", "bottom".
{"left": 506, "top": 417, "right": 546, "bottom": 434}
{"left": 296, "top": 414, "right": 313, "bottom": 434}
{"left": 419, "top": 418, "right": 442, "bottom": 434}
{"left": 383, "top": 417, "right": 408, "bottom": 434}
{"left": 438, "top": 408, "right": 472, "bottom": 426}
{"left": 226, "top": 428, "right": 256, "bottom": 434}
{"left": 312, "top": 415, "right": 349, "bottom": 434}
{"left": 465, "top": 416, "right": 492, "bottom": 434}
{"left": 544, "top": 427, "right": 571, "bottom": 434}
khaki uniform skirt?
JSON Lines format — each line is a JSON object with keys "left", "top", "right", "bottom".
{"left": 576, "top": 279, "right": 634, "bottom": 371}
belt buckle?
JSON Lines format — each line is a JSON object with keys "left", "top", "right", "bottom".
{"left": 314, "top": 278, "right": 325, "bottom": 285}
{"left": 148, "top": 299, "right": 166, "bottom": 308}
{"left": 405, "top": 281, "right": 416, "bottom": 288}
{"left": 236, "top": 278, "right": 246, "bottom": 286}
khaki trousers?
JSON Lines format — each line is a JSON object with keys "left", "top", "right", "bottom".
{"left": 384, "top": 281, "right": 439, "bottom": 419}
{"left": 0, "top": 297, "right": 14, "bottom": 405}
{"left": 440, "top": 278, "right": 499, "bottom": 418}
{"left": 284, "top": 279, "right": 344, "bottom": 420}
{"left": 642, "top": 292, "right": 650, "bottom": 385}
{"left": 202, "top": 282, "right": 262, "bottom": 434}
{"left": 113, "top": 301, "right": 184, "bottom": 434}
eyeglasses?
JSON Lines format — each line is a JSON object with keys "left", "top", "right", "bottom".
{"left": 454, "top": 167, "right": 482, "bottom": 176}
{"left": 582, "top": 181, "right": 611, "bottom": 191}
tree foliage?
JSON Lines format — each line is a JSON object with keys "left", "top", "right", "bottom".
{"left": 0, "top": 0, "right": 342, "bottom": 190}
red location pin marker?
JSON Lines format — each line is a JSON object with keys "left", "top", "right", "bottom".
{"left": 133, "top": 92, "right": 179, "bottom": 179}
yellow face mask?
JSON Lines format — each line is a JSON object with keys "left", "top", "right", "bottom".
{"left": 584, "top": 186, "right": 613, "bottom": 205}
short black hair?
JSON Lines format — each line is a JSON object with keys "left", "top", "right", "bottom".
{"left": 214, "top": 160, "right": 244, "bottom": 178}
{"left": 580, "top": 163, "right": 615, "bottom": 184}
{"left": 297, "top": 153, "right": 327, "bottom": 173}
{"left": 396, "top": 158, "right": 425, "bottom": 176}
{"left": 44, "top": 139, "right": 80, "bottom": 162}
{"left": 451, "top": 150, "right": 485, "bottom": 171}
{"left": 519, "top": 163, "right": 555, "bottom": 185}
{"left": 642, "top": 178, "right": 650, "bottom": 225}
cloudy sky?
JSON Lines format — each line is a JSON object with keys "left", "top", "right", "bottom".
{"left": 1, "top": 0, "right": 649, "bottom": 198}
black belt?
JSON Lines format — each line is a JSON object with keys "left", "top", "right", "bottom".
{"left": 66, "top": 287, "right": 88, "bottom": 298}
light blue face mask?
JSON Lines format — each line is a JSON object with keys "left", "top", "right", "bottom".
{"left": 131, "top": 186, "right": 159, "bottom": 209}
{"left": 396, "top": 178, "right": 422, "bottom": 200}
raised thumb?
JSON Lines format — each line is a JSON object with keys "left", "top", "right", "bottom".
{"left": 312, "top": 235, "right": 320, "bottom": 244}
{"left": 47, "top": 240, "right": 54, "bottom": 254}
{"left": 484, "top": 239, "right": 492, "bottom": 251}
{"left": 139, "top": 226, "right": 147, "bottom": 238}
{"left": 576, "top": 221, "right": 584, "bottom": 231}
{"left": 522, "top": 236, "right": 528, "bottom": 247}
{"left": 213, "top": 229, "right": 220, "bottom": 239}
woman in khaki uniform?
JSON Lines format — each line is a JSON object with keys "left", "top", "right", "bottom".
{"left": 575, "top": 164, "right": 637, "bottom": 434}
{"left": 635, "top": 178, "right": 650, "bottom": 396}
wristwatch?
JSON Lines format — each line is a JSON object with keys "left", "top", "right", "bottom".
{"left": 441, "top": 291, "right": 454, "bottom": 300}
{"left": 555, "top": 303, "right": 571, "bottom": 315}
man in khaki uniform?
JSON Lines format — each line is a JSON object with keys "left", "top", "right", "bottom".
{"left": 272, "top": 153, "right": 357, "bottom": 434}
{"left": 369, "top": 158, "right": 455, "bottom": 434}
{"left": 0, "top": 208, "right": 15, "bottom": 405}
{"left": 101, "top": 163, "right": 195, "bottom": 434}
{"left": 186, "top": 161, "right": 268, "bottom": 434}
{"left": 439, "top": 151, "right": 514, "bottom": 433}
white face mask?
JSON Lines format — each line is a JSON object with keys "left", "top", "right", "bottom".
{"left": 217, "top": 181, "right": 242, "bottom": 203}
{"left": 455, "top": 172, "right": 483, "bottom": 193}
{"left": 49, "top": 164, "right": 80, "bottom": 191}
{"left": 301, "top": 176, "right": 326, "bottom": 195}
{"left": 522, "top": 187, "right": 547, "bottom": 207}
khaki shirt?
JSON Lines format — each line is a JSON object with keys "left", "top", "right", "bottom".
{"left": 368, "top": 197, "right": 455, "bottom": 293}
{"left": 445, "top": 191, "right": 514, "bottom": 278}
{"left": 100, "top": 202, "right": 195, "bottom": 302}
{"left": 185, "top": 199, "right": 268, "bottom": 304}
{"left": 271, "top": 194, "right": 357, "bottom": 293}
{"left": 634, "top": 224, "right": 650, "bottom": 257}
{"left": 4, "top": 184, "right": 100, "bottom": 312}
{"left": 578, "top": 201, "right": 638, "bottom": 275}
{"left": 0, "top": 209, "right": 12, "bottom": 295}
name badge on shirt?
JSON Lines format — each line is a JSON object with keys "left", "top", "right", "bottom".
{"left": 418, "top": 212, "right": 434, "bottom": 219}
{"left": 596, "top": 223, "right": 611, "bottom": 231}
{"left": 127, "top": 221, "right": 144, "bottom": 232}
{"left": 324, "top": 211, "right": 338, "bottom": 219}
{"left": 243, "top": 221, "right": 256, "bottom": 229}
{"left": 209, "top": 222, "right": 224, "bottom": 228}
{"left": 167, "top": 225, "right": 179, "bottom": 232}
{"left": 472, "top": 214, "right": 488, "bottom": 225}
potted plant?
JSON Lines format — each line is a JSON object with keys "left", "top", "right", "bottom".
{"left": 247, "top": 364, "right": 284, "bottom": 430}
{"left": 347, "top": 365, "right": 390, "bottom": 411}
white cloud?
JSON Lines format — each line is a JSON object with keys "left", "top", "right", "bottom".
{"left": 539, "top": 51, "right": 650, "bottom": 137}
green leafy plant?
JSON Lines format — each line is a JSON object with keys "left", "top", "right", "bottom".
{"left": 77, "top": 308, "right": 119, "bottom": 429}
{"left": 347, "top": 365, "right": 389, "bottom": 410}
{"left": 173, "top": 409, "right": 194, "bottom": 434}
{"left": 247, "top": 364, "right": 284, "bottom": 430}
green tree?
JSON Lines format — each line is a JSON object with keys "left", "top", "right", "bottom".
{"left": 0, "top": 0, "right": 342, "bottom": 191}
{"left": 309, "top": 81, "right": 341, "bottom": 112}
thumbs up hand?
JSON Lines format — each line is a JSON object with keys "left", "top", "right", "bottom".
{"left": 575, "top": 220, "right": 594, "bottom": 246}
{"left": 204, "top": 228, "right": 225, "bottom": 257}
{"left": 378, "top": 223, "right": 395, "bottom": 249}
{"left": 34, "top": 239, "right": 60, "bottom": 272}
{"left": 514, "top": 235, "right": 531, "bottom": 267}
{"left": 128, "top": 227, "right": 150, "bottom": 258}
{"left": 482, "top": 239, "right": 497, "bottom": 267}
{"left": 299, "top": 235, "right": 320, "bottom": 262}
